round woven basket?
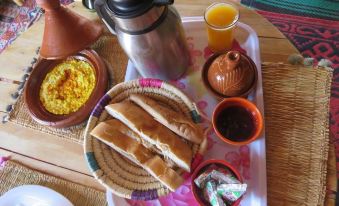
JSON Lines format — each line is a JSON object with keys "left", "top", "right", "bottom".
{"left": 84, "top": 78, "right": 207, "bottom": 200}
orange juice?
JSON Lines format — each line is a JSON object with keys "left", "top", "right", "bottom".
{"left": 205, "top": 3, "right": 239, "bottom": 52}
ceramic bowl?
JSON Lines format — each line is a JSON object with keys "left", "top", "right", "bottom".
{"left": 212, "top": 97, "right": 263, "bottom": 145}
{"left": 191, "top": 159, "right": 244, "bottom": 206}
{"left": 24, "top": 49, "right": 108, "bottom": 128}
{"left": 202, "top": 51, "right": 258, "bottom": 99}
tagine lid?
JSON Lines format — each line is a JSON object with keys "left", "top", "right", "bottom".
{"left": 207, "top": 51, "right": 256, "bottom": 97}
{"left": 37, "top": 0, "right": 103, "bottom": 59}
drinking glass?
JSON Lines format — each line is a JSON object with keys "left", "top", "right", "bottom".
{"left": 204, "top": 2, "right": 239, "bottom": 52}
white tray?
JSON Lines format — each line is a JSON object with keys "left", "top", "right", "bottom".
{"left": 109, "top": 16, "right": 267, "bottom": 206}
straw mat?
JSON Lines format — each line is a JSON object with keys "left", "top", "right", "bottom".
{"left": 7, "top": 34, "right": 128, "bottom": 144}
{"left": 0, "top": 160, "right": 107, "bottom": 206}
{"left": 262, "top": 63, "right": 332, "bottom": 205}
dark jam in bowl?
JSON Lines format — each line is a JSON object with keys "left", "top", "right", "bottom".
{"left": 216, "top": 106, "right": 255, "bottom": 142}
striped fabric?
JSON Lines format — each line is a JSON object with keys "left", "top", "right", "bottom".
{"left": 241, "top": 0, "right": 339, "bottom": 20}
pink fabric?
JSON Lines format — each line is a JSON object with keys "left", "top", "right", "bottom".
{"left": 0, "top": 156, "right": 10, "bottom": 168}
{"left": 139, "top": 78, "right": 163, "bottom": 88}
{"left": 127, "top": 178, "right": 199, "bottom": 206}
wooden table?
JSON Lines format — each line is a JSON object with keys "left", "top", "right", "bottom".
{"left": 0, "top": 0, "right": 334, "bottom": 204}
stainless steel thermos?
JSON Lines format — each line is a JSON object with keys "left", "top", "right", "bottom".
{"left": 95, "top": 0, "right": 190, "bottom": 80}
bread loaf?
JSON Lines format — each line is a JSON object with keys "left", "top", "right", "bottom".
{"left": 90, "top": 121, "right": 184, "bottom": 191}
{"left": 105, "top": 119, "right": 176, "bottom": 168}
{"left": 105, "top": 119, "right": 159, "bottom": 152}
{"left": 130, "top": 94, "right": 204, "bottom": 144}
{"left": 105, "top": 101, "right": 193, "bottom": 172}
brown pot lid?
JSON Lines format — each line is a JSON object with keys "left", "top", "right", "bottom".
{"left": 37, "top": 0, "right": 103, "bottom": 59}
{"left": 207, "top": 51, "right": 256, "bottom": 97}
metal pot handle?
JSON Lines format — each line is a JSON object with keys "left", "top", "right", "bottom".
{"left": 94, "top": 0, "right": 117, "bottom": 35}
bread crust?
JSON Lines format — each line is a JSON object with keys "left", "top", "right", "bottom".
{"left": 90, "top": 121, "right": 184, "bottom": 191}
{"left": 130, "top": 94, "right": 203, "bottom": 144}
{"left": 105, "top": 119, "right": 177, "bottom": 168}
{"left": 105, "top": 101, "right": 193, "bottom": 172}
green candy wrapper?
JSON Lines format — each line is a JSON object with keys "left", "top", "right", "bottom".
{"left": 194, "top": 164, "right": 218, "bottom": 188}
{"left": 217, "top": 183, "right": 247, "bottom": 203}
{"left": 204, "top": 180, "right": 226, "bottom": 206}
{"left": 194, "top": 166, "right": 247, "bottom": 205}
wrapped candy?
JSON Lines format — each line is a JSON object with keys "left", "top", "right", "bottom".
{"left": 204, "top": 180, "right": 226, "bottom": 206}
{"left": 194, "top": 166, "right": 247, "bottom": 205}
{"left": 217, "top": 184, "right": 247, "bottom": 203}
{"left": 194, "top": 164, "right": 218, "bottom": 188}
{"left": 210, "top": 170, "right": 240, "bottom": 184}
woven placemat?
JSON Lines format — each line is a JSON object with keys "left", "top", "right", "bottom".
{"left": 0, "top": 160, "right": 107, "bottom": 206}
{"left": 262, "top": 63, "right": 332, "bottom": 205}
{"left": 7, "top": 34, "right": 128, "bottom": 144}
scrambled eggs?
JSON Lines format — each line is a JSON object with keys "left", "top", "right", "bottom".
{"left": 39, "top": 59, "right": 96, "bottom": 115}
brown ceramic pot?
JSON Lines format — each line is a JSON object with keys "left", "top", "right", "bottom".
{"left": 24, "top": 49, "right": 108, "bottom": 128}
{"left": 37, "top": 0, "right": 103, "bottom": 59}
{"left": 202, "top": 51, "right": 258, "bottom": 99}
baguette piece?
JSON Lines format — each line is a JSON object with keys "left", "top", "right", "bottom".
{"left": 105, "top": 101, "right": 193, "bottom": 172}
{"left": 105, "top": 119, "right": 158, "bottom": 152}
{"left": 130, "top": 94, "right": 203, "bottom": 144}
{"left": 90, "top": 121, "right": 184, "bottom": 191}
{"left": 105, "top": 119, "right": 177, "bottom": 168}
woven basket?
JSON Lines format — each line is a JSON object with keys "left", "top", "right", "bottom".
{"left": 84, "top": 78, "right": 207, "bottom": 200}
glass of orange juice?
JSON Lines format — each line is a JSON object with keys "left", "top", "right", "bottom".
{"left": 204, "top": 2, "right": 239, "bottom": 52}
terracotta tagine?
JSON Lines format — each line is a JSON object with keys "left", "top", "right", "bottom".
{"left": 202, "top": 51, "right": 258, "bottom": 98}
{"left": 36, "top": 0, "right": 103, "bottom": 59}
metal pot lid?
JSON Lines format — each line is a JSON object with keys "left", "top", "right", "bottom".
{"left": 107, "top": 0, "right": 173, "bottom": 18}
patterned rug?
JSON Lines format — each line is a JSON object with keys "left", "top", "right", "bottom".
{"left": 241, "top": 0, "right": 339, "bottom": 20}
{"left": 0, "top": 0, "right": 40, "bottom": 52}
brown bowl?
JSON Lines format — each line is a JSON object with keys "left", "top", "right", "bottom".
{"left": 202, "top": 51, "right": 258, "bottom": 99}
{"left": 212, "top": 97, "right": 263, "bottom": 145}
{"left": 24, "top": 49, "right": 108, "bottom": 128}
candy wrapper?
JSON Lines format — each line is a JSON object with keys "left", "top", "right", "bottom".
{"left": 204, "top": 180, "right": 226, "bottom": 206}
{"left": 210, "top": 170, "right": 240, "bottom": 184}
{"left": 194, "top": 166, "right": 247, "bottom": 205}
{"left": 194, "top": 164, "right": 218, "bottom": 188}
{"left": 217, "top": 184, "right": 247, "bottom": 203}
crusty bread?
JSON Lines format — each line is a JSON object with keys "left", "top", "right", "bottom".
{"left": 130, "top": 94, "right": 204, "bottom": 144}
{"left": 144, "top": 156, "right": 184, "bottom": 191}
{"left": 105, "top": 119, "right": 176, "bottom": 168}
{"left": 105, "top": 101, "right": 193, "bottom": 172}
{"left": 105, "top": 119, "right": 159, "bottom": 152}
{"left": 90, "top": 121, "right": 184, "bottom": 191}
